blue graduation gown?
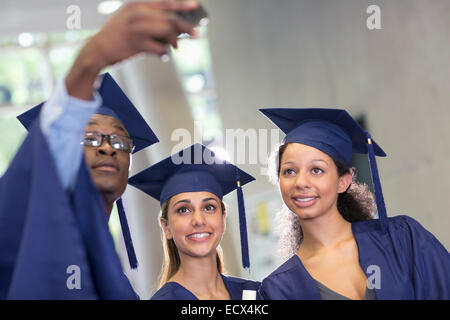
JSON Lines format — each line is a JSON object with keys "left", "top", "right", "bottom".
{"left": 259, "top": 216, "right": 450, "bottom": 300}
{"left": 0, "top": 122, "right": 138, "bottom": 299}
{"left": 151, "top": 274, "right": 261, "bottom": 300}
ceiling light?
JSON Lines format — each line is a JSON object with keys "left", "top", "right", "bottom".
{"left": 97, "top": 0, "right": 123, "bottom": 15}
{"left": 18, "top": 33, "right": 33, "bottom": 47}
{"left": 185, "top": 74, "right": 206, "bottom": 93}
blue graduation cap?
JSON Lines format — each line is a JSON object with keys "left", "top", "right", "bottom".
{"left": 16, "top": 72, "right": 159, "bottom": 270}
{"left": 259, "top": 108, "right": 388, "bottom": 233}
{"left": 17, "top": 73, "right": 159, "bottom": 153}
{"left": 128, "top": 143, "right": 255, "bottom": 269}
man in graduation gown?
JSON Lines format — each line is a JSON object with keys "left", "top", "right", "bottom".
{"left": 0, "top": 1, "right": 199, "bottom": 299}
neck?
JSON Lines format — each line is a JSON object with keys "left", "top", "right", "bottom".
{"left": 297, "top": 208, "right": 353, "bottom": 258}
{"left": 171, "top": 253, "right": 226, "bottom": 299}
{"left": 102, "top": 195, "right": 115, "bottom": 220}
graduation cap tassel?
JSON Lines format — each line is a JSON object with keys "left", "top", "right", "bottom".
{"left": 366, "top": 134, "right": 388, "bottom": 234}
{"left": 116, "top": 197, "right": 138, "bottom": 269}
{"left": 236, "top": 176, "right": 250, "bottom": 270}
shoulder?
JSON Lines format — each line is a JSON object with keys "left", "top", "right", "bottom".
{"left": 260, "top": 255, "right": 302, "bottom": 291}
{"left": 150, "top": 282, "right": 189, "bottom": 300}
{"left": 150, "top": 283, "right": 176, "bottom": 300}
{"left": 387, "top": 215, "right": 444, "bottom": 249}
{"left": 388, "top": 215, "right": 426, "bottom": 231}
{"left": 264, "top": 255, "right": 300, "bottom": 279}
{"left": 354, "top": 215, "right": 442, "bottom": 248}
{"left": 258, "top": 255, "right": 318, "bottom": 299}
{"left": 221, "top": 274, "right": 261, "bottom": 290}
{"left": 354, "top": 215, "right": 448, "bottom": 259}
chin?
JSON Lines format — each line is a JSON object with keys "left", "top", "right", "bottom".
{"left": 183, "top": 245, "right": 218, "bottom": 259}
{"left": 293, "top": 210, "right": 320, "bottom": 221}
{"left": 191, "top": 251, "right": 214, "bottom": 258}
{"left": 286, "top": 202, "right": 321, "bottom": 221}
{"left": 93, "top": 178, "right": 123, "bottom": 198}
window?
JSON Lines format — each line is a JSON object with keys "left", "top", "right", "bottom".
{"left": 0, "top": 30, "right": 95, "bottom": 177}
{"left": 171, "top": 26, "right": 222, "bottom": 144}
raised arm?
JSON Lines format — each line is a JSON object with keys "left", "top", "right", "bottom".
{"left": 41, "top": 1, "right": 198, "bottom": 190}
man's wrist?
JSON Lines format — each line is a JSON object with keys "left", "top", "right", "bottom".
{"left": 65, "top": 40, "right": 105, "bottom": 100}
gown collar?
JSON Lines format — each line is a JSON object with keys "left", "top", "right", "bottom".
{"left": 288, "top": 219, "right": 408, "bottom": 300}
{"left": 164, "top": 273, "right": 241, "bottom": 300}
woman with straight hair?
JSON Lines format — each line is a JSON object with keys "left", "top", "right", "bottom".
{"left": 129, "top": 143, "right": 261, "bottom": 300}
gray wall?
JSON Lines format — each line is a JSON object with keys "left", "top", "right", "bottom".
{"left": 204, "top": 0, "right": 450, "bottom": 252}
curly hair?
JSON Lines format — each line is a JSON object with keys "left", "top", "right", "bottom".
{"left": 271, "top": 143, "right": 376, "bottom": 261}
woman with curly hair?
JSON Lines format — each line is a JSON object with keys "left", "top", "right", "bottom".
{"left": 258, "top": 108, "right": 449, "bottom": 300}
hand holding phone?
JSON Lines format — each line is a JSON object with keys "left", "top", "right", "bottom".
{"left": 177, "top": 2, "right": 208, "bottom": 26}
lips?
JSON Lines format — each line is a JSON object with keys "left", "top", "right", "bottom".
{"left": 187, "top": 232, "right": 212, "bottom": 242}
{"left": 92, "top": 161, "right": 119, "bottom": 172}
{"left": 292, "top": 195, "right": 319, "bottom": 208}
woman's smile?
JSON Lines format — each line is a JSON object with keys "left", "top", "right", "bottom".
{"left": 291, "top": 195, "right": 320, "bottom": 208}
{"left": 187, "top": 232, "right": 213, "bottom": 242}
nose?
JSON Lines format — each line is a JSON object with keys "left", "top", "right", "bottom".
{"left": 294, "top": 170, "right": 310, "bottom": 190}
{"left": 96, "top": 137, "right": 117, "bottom": 157}
{"left": 191, "top": 209, "right": 206, "bottom": 227}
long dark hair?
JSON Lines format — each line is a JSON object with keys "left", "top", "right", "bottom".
{"left": 274, "top": 142, "right": 376, "bottom": 260}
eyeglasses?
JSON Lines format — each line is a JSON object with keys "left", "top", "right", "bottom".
{"left": 81, "top": 131, "right": 135, "bottom": 153}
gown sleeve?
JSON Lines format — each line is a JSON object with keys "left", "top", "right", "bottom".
{"left": 0, "top": 83, "right": 137, "bottom": 299}
{"left": 396, "top": 216, "right": 450, "bottom": 299}
{"left": 0, "top": 123, "right": 98, "bottom": 299}
{"left": 39, "top": 79, "right": 101, "bottom": 191}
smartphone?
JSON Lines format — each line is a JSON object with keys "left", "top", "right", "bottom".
{"left": 177, "top": 2, "right": 208, "bottom": 26}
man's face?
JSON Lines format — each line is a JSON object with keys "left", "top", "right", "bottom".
{"left": 83, "top": 114, "right": 131, "bottom": 202}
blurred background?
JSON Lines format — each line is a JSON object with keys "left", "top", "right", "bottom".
{"left": 0, "top": 0, "right": 449, "bottom": 299}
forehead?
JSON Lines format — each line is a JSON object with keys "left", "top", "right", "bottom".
{"left": 282, "top": 143, "right": 334, "bottom": 163}
{"left": 86, "top": 114, "right": 128, "bottom": 135}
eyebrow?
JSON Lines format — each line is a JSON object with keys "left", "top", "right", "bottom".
{"left": 86, "top": 120, "right": 128, "bottom": 135}
{"left": 281, "top": 159, "right": 328, "bottom": 166}
{"left": 281, "top": 161, "right": 296, "bottom": 166}
{"left": 173, "top": 199, "right": 191, "bottom": 206}
{"left": 173, "top": 197, "right": 219, "bottom": 207}
{"left": 311, "top": 159, "right": 328, "bottom": 165}
{"left": 202, "top": 197, "right": 219, "bottom": 203}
